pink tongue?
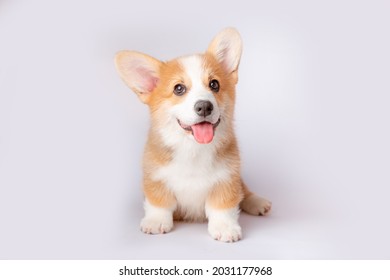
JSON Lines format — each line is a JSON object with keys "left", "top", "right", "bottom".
{"left": 191, "top": 122, "right": 214, "bottom": 144}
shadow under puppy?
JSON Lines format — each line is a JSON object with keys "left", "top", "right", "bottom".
{"left": 115, "top": 28, "right": 271, "bottom": 242}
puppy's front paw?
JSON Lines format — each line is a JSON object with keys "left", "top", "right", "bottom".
{"left": 241, "top": 195, "right": 272, "bottom": 216}
{"left": 208, "top": 221, "right": 242, "bottom": 242}
{"left": 140, "top": 217, "right": 173, "bottom": 234}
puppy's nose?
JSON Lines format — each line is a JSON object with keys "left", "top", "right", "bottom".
{"left": 194, "top": 100, "right": 214, "bottom": 117}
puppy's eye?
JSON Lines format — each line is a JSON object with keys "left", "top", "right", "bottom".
{"left": 173, "top": 84, "right": 186, "bottom": 96}
{"left": 209, "top": 79, "right": 220, "bottom": 93}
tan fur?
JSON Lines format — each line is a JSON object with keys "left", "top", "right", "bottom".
{"left": 143, "top": 178, "right": 176, "bottom": 208}
{"left": 207, "top": 175, "right": 243, "bottom": 209}
{"left": 142, "top": 128, "right": 174, "bottom": 208}
{"left": 148, "top": 59, "right": 188, "bottom": 107}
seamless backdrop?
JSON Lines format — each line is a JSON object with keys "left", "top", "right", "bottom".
{"left": 1, "top": 0, "right": 390, "bottom": 259}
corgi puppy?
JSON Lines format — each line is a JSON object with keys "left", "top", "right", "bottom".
{"left": 115, "top": 28, "right": 271, "bottom": 242}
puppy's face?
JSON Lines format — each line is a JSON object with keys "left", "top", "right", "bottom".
{"left": 115, "top": 28, "right": 242, "bottom": 145}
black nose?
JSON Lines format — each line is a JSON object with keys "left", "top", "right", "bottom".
{"left": 194, "top": 100, "right": 214, "bottom": 117}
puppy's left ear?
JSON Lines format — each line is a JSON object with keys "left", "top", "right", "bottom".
{"left": 207, "top": 27, "right": 243, "bottom": 83}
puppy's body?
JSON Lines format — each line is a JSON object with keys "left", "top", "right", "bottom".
{"left": 115, "top": 28, "right": 271, "bottom": 242}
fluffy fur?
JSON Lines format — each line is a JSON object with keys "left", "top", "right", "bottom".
{"left": 115, "top": 28, "right": 271, "bottom": 242}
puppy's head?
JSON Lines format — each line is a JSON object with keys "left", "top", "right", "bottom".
{"left": 115, "top": 28, "right": 242, "bottom": 145}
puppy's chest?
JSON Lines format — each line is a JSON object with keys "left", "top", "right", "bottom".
{"left": 152, "top": 146, "right": 231, "bottom": 215}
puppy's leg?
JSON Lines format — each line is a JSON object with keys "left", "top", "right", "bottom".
{"left": 140, "top": 180, "right": 177, "bottom": 234}
{"left": 240, "top": 180, "right": 272, "bottom": 216}
{"left": 206, "top": 178, "right": 243, "bottom": 242}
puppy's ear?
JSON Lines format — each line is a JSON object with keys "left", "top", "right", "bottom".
{"left": 207, "top": 28, "right": 243, "bottom": 83}
{"left": 115, "top": 51, "right": 162, "bottom": 103}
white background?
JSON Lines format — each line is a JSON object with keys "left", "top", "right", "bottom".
{"left": 0, "top": 0, "right": 389, "bottom": 259}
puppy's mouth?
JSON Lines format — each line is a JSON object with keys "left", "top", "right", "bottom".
{"left": 177, "top": 118, "right": 221, "bottom": 144}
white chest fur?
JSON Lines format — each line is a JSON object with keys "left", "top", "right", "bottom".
{"left": 151, "top": 141, "right": 231, "bottom": 221}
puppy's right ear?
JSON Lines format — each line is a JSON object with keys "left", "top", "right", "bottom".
{"left": 115, "top": 51, "right": 161, "bottom": 104}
